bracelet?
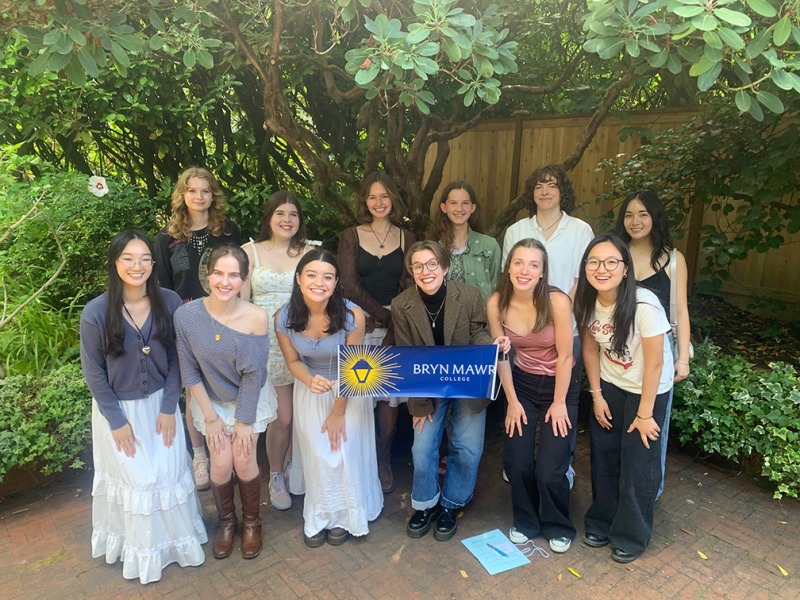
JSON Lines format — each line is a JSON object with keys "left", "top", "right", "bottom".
{"left": 235, "top": 420, "right": 252, "bottom": 428}
{"left": 589, "top": 388, "right": 602, "bottom": 393}
{"left": 204, "top": 414, "right": 219, "bottom": 424}
{"left": 636, "top": 413, "right": 653, "bottom": 420}
{"left": 592, "top": 395, "right": 604, "bottom": 402}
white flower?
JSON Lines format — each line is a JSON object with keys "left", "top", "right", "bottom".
{"left": 88, "top": 176, "right": 109, "bottom": 197}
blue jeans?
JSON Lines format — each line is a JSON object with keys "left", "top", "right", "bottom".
{"left": 411, "top": 397, "right": 486, "bottom": 510}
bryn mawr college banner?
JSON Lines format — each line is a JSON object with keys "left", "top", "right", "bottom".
{"left": 337, "top": 345, "right": 500, "bottom": 399}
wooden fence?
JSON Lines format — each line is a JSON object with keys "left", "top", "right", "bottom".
{"left": 423, "top": 109, "right": 800, "bottom": 316}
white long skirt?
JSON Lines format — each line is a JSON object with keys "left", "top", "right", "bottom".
{"left": 291, "top": 381, "right": 383, "bottom": 537}
{"left": 91, "top": 390, "right": 207, "bottom": 584}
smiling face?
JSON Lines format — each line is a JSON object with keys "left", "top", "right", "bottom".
{"left": 115, "top": 239, "right": 153, "bottom": 290}
{"left": 207, "top": 254, "right": 245, "bottom": 302}
{"left": 366, "top": 182, "right": 393, "bottom": 221}
{"left": 270, "top": 202, "right": 300, "bottom": 242}
{"left": 508, "top": 246, "right": 545, "bottom": 293}
{"left": 584, "top": 241, "right": 628, "bottom": 295}
{"left": 411, "top": 249, "right": 447, "bottom": 295}
{"left": 623, "top": 198, "right": 653, "bottom": 240}
{"left": 441, "top": 187, "right": 476, "bottom": 227}
{"left": 297, "top": 259, "right": 338, "bottom": 304}
{"left": 533, "top": 176, "right": 562, "bottom": 212}
{"left": 183, "top": 176, "right": 214, "bottom": 215}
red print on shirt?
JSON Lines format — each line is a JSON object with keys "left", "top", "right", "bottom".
{"left": 604, "top": 347, "right": 633, "bottom": 370}
{"left": 589, "top": 319, "right": 614, "bottom": 336}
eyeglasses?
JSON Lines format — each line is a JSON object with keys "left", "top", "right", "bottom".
{"left": 411, "top": 259, "right": 441, "bottom": 274}
{"left": 585, "top": 257, "right": 623, "bottom": 271}
{"left": 118, "top": 257, "right": 154, "bottom": 268}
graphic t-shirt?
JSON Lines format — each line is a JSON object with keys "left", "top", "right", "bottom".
{"left": 588, "top": 287, "right": 672, "bottom": 394}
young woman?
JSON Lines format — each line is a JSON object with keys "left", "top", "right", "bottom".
{"left": 614, "top": 190, "right": 691, "bottom": 498}
{"left": 155, "top": 167, "right": 241, "bottom": 491}
{"left": 430, "top": 180, "right": 501, "bottom": 303}
{"left": 574, "top": 234, "right": 673, "bottom": 564}
{"left": 338, "top": 171, "right": 415, "bottom": 494}
{"left": 80, "top": 230, "right": 206, "bottom": 584}
{"left": 487, "top": 239, "right": 579, "bottom": 554}
{"left": 174, "top": 245, "right": 276, "bottom": 560}
{"left": 391, "top": 241, "right": 509, "bottom": 542}
{"left": 275, "top": 249, "right": 383, "bottom": 547}
{"left": 241, "top": 191, "right": 317, "bottom": 511}
{"left": 502, "top": 164, "right": 594, "bottom": 487}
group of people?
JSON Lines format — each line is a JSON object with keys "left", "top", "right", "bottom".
{"left": 80, "top": 163, "right": 691, "bottom": 583}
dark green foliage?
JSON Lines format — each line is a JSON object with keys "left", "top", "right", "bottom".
{"left": 672, "top": 342, "right": 800, "bottom": 498}
{"left": 0, "top": 362, "right": 91, "bottom": 481}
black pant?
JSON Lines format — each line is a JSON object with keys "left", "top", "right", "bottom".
{"left": 584, "top": 380, "right": 671, "bottom": 555}
{"left": 503, "top": 365, "right": 580, "bottom": 540}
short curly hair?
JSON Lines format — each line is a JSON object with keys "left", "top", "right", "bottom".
{"left": 522, "top": 164, "right": 577, "bottom": 215}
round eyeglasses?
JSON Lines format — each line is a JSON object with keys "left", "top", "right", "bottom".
{"left": 411, "top": 259, "right": 440, "bottom": 274}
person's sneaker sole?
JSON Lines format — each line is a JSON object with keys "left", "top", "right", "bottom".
{"left": 304, "top": 531, "right": 327, "bottom": 548}
{"left": 509, "top": 527, "right": 529, "bottom": 544}
{"left": 327, "top": 528, "right": 349, "bottom": 546}
{"left": 549, "top": 537, "right": 572, "bottom": 553}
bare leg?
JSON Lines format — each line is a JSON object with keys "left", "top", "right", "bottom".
{"left": 186, "top": 389, "right": 209, "bottom": 490}
{"left": 376, "top": 401, "right": 398, "bottom": 493}
{"left": 266, "top": 383, "right": 293, "bottom": 510}
{"left": 266, "top": 383, "right": 293, "bottom": 472}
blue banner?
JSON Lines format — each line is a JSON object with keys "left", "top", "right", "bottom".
{"left": 337, "top": 345, "right": 499, "bottom": 399}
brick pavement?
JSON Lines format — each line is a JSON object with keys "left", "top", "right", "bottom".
{"left": 2, "top": 405, "right": 800, "bottom": 599}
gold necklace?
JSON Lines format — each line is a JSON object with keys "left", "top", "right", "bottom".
{"left": 368, "top": 224, "right": 393, "bottom": 248}
{"left": 206, "top": 300, "right": 235, "bottom": 341}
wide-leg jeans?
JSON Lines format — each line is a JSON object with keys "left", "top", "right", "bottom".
{"left": 584, "top": 380, "right": 671, "bottom": 555}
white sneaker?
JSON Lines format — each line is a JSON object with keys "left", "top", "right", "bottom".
{"left": 192, "top": 454, "right": 210, "bottom": 490}
{"left": 509, "top": 527, "right": 529, "bottom": 544}
{"left": 269, "top": 471, "right": 292, "bottom": 510}
{"left": 549, "top": 536, "right": 572, "bottom": 553}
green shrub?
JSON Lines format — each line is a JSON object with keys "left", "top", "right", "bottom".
{"left": 0, "top": 361, "right": 91, "bottom": 481}
{"left": 673, "top": 342, "right": 800, "bottom": 499}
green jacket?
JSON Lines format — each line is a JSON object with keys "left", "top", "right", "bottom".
{"left": 445, "top": 228, "right": 501, "bottom": 303}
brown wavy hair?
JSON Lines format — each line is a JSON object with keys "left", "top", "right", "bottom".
{"left": 522, "top": 164, "right": 577, "bottom": 215}
{"left": 428, "top": 180, "right": 483, "bottom": 250}
{"left": 256, "top": 190, "right": 307, "bottom": 257}
{"left": 357, "top": 171, "right": 407, "bottom": 224}
{"left": 166, "top": 167, "right": 229, "bottom": 240}
{"left": 404, "top": 240, "right": 451, "bottom": 275}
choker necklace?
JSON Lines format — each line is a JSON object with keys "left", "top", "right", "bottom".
{"left": 537, "top": 213, "right": 563, "bottom": 233}
{"left": 207, "top": 301, "right": 235, "bottom": 341}
{"left": 369, "top": 224, "right": 393, "bottom": 249}
{"left": 123, "top": 304, "right": 151, "bottom": 355}
{"left": 424, "top": 297, "right": 446, "bottom": 328}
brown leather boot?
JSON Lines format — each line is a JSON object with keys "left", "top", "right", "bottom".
{"left": 238, "top": 475, "right": 263, "bottom": 559}
{"left": 210, "top": 477, "right": 237, "bottom": 559}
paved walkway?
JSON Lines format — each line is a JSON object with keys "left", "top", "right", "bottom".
{"left": 2, "top": 405, "right": 800, "bottom": 599}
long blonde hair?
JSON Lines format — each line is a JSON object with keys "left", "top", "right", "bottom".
{"left": 166, "top": 167, "right": 228, "bottom": 240}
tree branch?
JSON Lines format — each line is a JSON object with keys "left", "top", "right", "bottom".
{"left": 501, "top": 52, "right": 584, "bottom": 95}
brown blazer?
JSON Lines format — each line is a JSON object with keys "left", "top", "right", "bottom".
{"left": 390, "top": 280, "right": 494, "bottom": 417}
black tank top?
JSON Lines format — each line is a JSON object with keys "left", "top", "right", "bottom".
{"left": 638, "top": 268, "right": 670, "bottom": 315}
{"left": 357, "top": 245, "right": 404, "bottom": 306}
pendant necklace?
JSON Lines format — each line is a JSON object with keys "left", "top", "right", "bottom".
{"left": 369, "top": 224, "right": 393, "bottom": 249}
{"left": 190, "top": 228, "right": 210, "bottom": 254}
{"left": 537, "top": 212, "right": 563, "bottom": 233}
{"left": 123, "top": 304, "right": 151, "bottom": 355}
{"left": 207, "top": 301, "right": 235, "bottom": 341}
{"left": 424, "top": 297, "right": 446, "bottom": 329}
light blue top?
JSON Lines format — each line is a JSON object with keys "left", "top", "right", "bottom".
{"left": 276, "top": 300, "right": 358, "bottom": 380}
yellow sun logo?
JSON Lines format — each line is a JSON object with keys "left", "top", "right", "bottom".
{"left": 338, "top": 345, "right": 402, "bottom": 397}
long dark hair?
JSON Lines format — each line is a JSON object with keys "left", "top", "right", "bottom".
{"left": 285, "top": 249, "right": 352, "bottom": 334}
{"left": 522, "top": 164, "right": 577, "bottom": 215}
{"left": 429, "top": 180, "right": 483, "bottom": 250}
{"left": 104, "top": 230, "right": 173, "bottom": 357}
{"left": 256, "top": 190, "right": 307, "bottom": 256}
{"left": 357, "top": 171, "right": 407, "bottom": 224}
{"left": 613, "top": 189, "right": 673, "bottom": 272}
{"left": 574, "top": 234, "right": 637, "bottom": 356}
{"left": 495, "top": 239, "right": 557, "bottom": 333}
